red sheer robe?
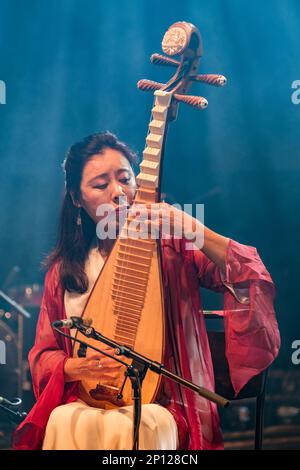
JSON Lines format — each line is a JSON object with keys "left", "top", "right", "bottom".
{"left": 12, "top": 238, "right": 280, "bottom": 450}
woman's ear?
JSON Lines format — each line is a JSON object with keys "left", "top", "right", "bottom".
{"left": 70, "top": 191, "right": 81, "bottom": 208}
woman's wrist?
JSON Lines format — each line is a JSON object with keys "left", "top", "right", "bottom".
{"left": 64, "top": 357, "right": 80, "bottom": 383}
{"left": 202, "top": 225, "right": 229, "bottom": 275}
{"left": 190, "top": 220, "right": 229, "bottom": 274}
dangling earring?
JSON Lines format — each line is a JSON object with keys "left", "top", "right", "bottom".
{"left": 76, "top": 207, "right": 82, "bottom": 226}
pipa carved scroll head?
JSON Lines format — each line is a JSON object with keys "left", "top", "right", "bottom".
{"left": 137, "top": 21, "right": 227, "bottom": 120}
{"left": 161, "top": 22, "right": 202, "bottom": 57}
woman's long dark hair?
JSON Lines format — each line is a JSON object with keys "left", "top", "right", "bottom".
{"left": 46, "top": 131, "right": 138, "bottom": 293}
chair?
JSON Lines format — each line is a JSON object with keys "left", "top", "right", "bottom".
{"left": 204, "top": 310, "right": 268, "bottom": 450}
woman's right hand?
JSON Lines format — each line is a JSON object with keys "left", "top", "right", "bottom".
{"left": 64, "top": 346, "right": 126, "bottom": 383}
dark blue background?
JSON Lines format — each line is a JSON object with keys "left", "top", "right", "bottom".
{"left": 0, "top": 0, "right": 299, "bottom": 367}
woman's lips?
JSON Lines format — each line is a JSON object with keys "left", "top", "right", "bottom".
{"left": 115, "top": 205, "right": 129, "bottom": 215}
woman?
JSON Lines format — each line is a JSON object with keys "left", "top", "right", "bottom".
{"left": 12, "top": 132, "right": 280, "bottom": 450}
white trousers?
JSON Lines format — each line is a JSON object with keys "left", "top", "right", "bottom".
{"left": 42, "top": 400, "right": 178, "bottom": 450}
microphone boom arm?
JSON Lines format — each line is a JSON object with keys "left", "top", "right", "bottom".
{"left": 53, "top": 316, "right": 230, "bottom": 409}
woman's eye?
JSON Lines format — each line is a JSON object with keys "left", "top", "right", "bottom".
{"left": 94, "top": 178, "right": 130, "bottom": 190}
{"left": 119, "top": 178, "right": 130, "bottom": 185}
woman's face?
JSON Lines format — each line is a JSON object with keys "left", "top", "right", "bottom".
{"left": 77, "top": 148, "right": 136, "bottom": 224}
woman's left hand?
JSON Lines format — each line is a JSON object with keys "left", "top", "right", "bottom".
{"left": 129, "top": 202, "right": 203, "bottom": 244}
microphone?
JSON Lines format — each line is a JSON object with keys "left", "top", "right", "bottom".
{"left": 52, "top": 316, "right": 93, "bottom": 329}
{"left": 52, "top": 318, "right": 75, "bottom": 328}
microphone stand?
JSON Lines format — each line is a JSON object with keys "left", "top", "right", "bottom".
{"left": 0, "top": 290, "right": 31, "bottom": 319}
{"left": 0, "top": 404, "right": 27, "bottom": 425}
{"left": 53, "top": 317, "right": 230, "bottom": 450}
{"left": 0, "top": 397, "right": 27, "bottom": 425}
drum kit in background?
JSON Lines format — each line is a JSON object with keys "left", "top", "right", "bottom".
{"left": 0, "top": 277, "right": 42, "bottom": 444}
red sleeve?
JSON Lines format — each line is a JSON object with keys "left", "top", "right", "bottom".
{"left": 28, "top": 263, "right": 74, "bottom": 398}
{"left": 12, "top": 263, "right": 79, "bottom": 450}
{"left": 193, "top": 239, "right": 280, "bottom": 395}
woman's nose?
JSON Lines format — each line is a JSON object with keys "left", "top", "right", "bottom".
{"left": 111, "top": 183, "right": 126, "bottom": 205}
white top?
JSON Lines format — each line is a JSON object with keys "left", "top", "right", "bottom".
{"left": 64, "top": 241, "right": 105, "bottom": 323}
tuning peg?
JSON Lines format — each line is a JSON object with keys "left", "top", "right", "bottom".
{"left": 174, "top": 94, "right": 208, "bottom": 109}
{"left": 137, "top": 79, "right": 164, "bottom": 92}
{"left": 137, "top": 80, "right": 208, "bottom": 109}
{"left": 150, "top": 53, "right": 180, "bottom": 67}
{"left": 191, "top": 74, "right": 227, "bottom": 87}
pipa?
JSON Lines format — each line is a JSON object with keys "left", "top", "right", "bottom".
{"left": 73, "top": 21, "right": 226, "bottom": 409}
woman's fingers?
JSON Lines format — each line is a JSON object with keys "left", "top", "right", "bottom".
{"left": 89, "top": 356, "right": 124, "bottom": 370}
{"left": 86, "top": 346, "right": 117, "bottom": 360}
{"left": 90, "top": 361, "right": 122, "bottom": 371}
{"left": 86, "top": 352, "right": 103, "bottom": 360}
{"left": 88, "top": 361, "right": 126, "bottom": 381}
